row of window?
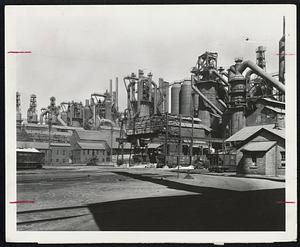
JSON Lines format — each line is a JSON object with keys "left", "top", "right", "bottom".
{"left": 55, "top": 149, "right": 70, "bottom": 155}
{"left": 82, "top": 150, "right": 105, "bottom": 156}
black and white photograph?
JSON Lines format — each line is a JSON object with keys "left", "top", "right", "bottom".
{"left": 5, "top": 4, "right": 297, "bottom": 243}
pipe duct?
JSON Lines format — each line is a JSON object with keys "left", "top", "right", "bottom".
{"left": 237, "top": 60, "right": 285, "bottom": 93}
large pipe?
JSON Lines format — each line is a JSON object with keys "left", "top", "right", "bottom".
{"left": 191, "top": 84, "right": 223, "bottom": 116}
{"left": 237, "top": 60, "right": 285, "bottom": 93}
{"left": 211, "top": 69, "right": 229, "bottom": 86}
{"left": 217, "top": 99, "right": 227, "bottom": 109}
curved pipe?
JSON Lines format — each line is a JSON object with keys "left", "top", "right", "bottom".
{"left": 237, "top": 60, "right": 285, "bottom": 93}
{"left": 212, "top": 69, "right": 229, "bottom": 86}
{"left": 191, "top": 85, "right": 223, "bottom": 116}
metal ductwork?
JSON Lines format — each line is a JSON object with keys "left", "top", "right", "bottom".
{"left": 211, "top": 69, "right": 229, "bottom": 86}
{"left": 191, "top": 84, "right": 223, "bottom": 116}
{"left": 237, "top": 60, "right": 285, "bottom": 93}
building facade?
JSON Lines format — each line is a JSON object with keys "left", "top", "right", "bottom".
{"left": 226, "top": 124, "right": 285, "bottom": 176}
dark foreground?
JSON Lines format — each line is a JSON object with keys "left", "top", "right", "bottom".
{"left": 16, "top": 166, "right": 285, "bottom": 231}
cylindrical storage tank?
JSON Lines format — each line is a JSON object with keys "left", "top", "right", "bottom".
{"left": 171, "top": 84, "right": 181, "bottom": 114}
{"left": 32, "top": 113, "right": 38, "bottom": 123}
{"left": 105, "top": 99, "right": 112, "bottom": 120}
{"left": 27, "top": 111, "right": 33, "bottom": 122}
{"left": 16, "top": 112, "right": 22, "bottom": 123}
{"left": 199, "top": 110, "right": 210, "bottom": 127}
{"left": 179, "top": 80, "right": 192, "bottom": 117}
{"left": 192, "top": 94, "right": 199, "bottom": 117}
{"left": 39, "top": 114, "right": 44, "bottom": 124}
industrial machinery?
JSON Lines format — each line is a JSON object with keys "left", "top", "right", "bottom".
{"left": 27, "top": 94, "right": 39, "bottom": 124}
{"left": 121, "top": 18, "right": 286, "bottom": 167}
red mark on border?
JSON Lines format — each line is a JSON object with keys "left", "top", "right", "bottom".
{"left": 276, "top": 201, "right": 296, "bottom": 204}
{"left": 275, "top": 53, "right": 295, "bottom": 56}
{"left": 7, "top": 51, "right": 32, "bottom": 54}
{"left": 9, "top": 200, "right": 34, "bottom": 204}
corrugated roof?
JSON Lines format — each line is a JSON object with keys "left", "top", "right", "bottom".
{"left": 241, "top": 141, "right": 276, "bottom": 152}
{"left": 77, "top": 142, "right": 107, "bottom": 150}
{"left": 264, "top": 106, "right": 285, "bottom": 114}
{"left": 226, "top": 124, "right": 285, "bottom": 142}
{"left": 17, "top": 141, "right": 49, "bottom": 149}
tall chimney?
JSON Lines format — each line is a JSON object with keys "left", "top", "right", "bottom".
{"left": 115, "top": 77, "right": 119, "bottom": 111}
{"left": 109, "top": 79, "right": 113, "bottom": 99}
{"left": 279, "top": 16, "right": 285, "bottom": 101}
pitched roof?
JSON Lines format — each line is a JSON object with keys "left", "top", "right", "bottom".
{"left": 51, "top": 143, "right": 71, "bottom": 147}
{"left": 77, "top": 142, "right": 107, "bottom": 150}
{"left": 225, "top": 125, "right": 274, "bottom": 142}
{"left": 225, "top": 124, "right": 285, "bottom": 142}
{"left": 76, "top": 130, "right": 104, "bottom": 141}
{"left": 17, "top": 141, "right": 71, "bottom": 149}
{"left": 266, "top": 127, "right": 285, "bottom": 139}
{"left": 17, "top": 141, "right": 49, "bottom": 149}
{"left": 17, "top": 148, "right": 41, "bottom": 153}
{"left": 241, "top": 141, "right": 276, "bottom": 152}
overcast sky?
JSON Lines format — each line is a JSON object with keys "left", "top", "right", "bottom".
{"left": 6, "top": 5, "right": 296, "bottom": 118}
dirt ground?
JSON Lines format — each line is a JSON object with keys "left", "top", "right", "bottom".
{"left": 16, "top": 165, "right": 285, "bottom": 231}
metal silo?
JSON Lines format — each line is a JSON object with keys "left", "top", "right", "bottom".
{"left": 192, "top": 93, "right": 199, "bottom": 117}
{"left": 179, "top": 80, "right": 192, "bottom": 116}
{"left": 171, "top": 83, "right": 181, "bottom": 114}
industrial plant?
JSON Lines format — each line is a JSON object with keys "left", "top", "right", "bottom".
{"left": 16, "top": 19, "right": 286, "bottom": 178}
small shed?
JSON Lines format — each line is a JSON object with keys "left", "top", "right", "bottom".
{"left": 226, "top": 124, "right": 285, "bottom": 176}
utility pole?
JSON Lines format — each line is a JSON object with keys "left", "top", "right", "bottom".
{"left": 164, "top": 113, "right": 168, "bottom": 167}
{"left": 48, "top": 113, "right": 52, "bottom": 165}
{"left": 111, "top": 124, "right": 113, "bottom": 164}
{"left": 190, "top": 116, "right": 194, "bottom": 166}
{"left": 177, "top": 114, "right": 182, "bottom": 178}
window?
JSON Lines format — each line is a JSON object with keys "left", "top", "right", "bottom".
{"left": 57, "top": 150, "right": 59, "bottom": 155}
{"left": 251, "top": 156, "right": 257, "bottom": 166}
{"left": 62, "top": 159, "right": 65, "bottom": 163}
{"left": 56, "top": 159, "right": 59, "bottom": 163}
{"left": 63, "top": 150, "right": 65, "bottom": 155}
{"left": 83, "top": 150, "right": 85, "bottom": 155}
{"left": 281, "top": 151, "right": 285, "bottom": 167}
{"left": 88, "top": 150, "right": 90, "bottom": 155}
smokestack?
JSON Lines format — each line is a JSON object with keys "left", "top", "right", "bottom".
{"left": 115, "top": 77, "right": 119, "bottom": 111}
{"left": 278, "top": 16, "right": 285, "bottom": 102}
{"left": 109, "top": 79, "right": 113, "bottom": 99}
{"left": 279, "top": 16, "right": 285, "bottom": 85}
